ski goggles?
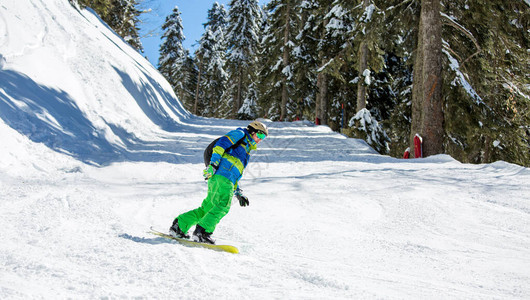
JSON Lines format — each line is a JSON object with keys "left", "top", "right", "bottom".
{"left": 256, "top": 131, "right": 267, "bottom": 140}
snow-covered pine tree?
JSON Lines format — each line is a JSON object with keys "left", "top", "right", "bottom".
{"left": 259, "top": 0, "right": 301, "bottom": 121}
{"left": 107, "top": 0, "right": 143, "bottom": 51}
{"left": 158, "top": 6, "right": 189, "bottom": 105}
{"left": 180, "top": 55, "right": 199, "bottom": 113}
{"left": 288, "top": 0, "right": 320, "bottom": 122}
{"left": 195, "top": 3, "right": 228, "bottom": 117}
{"left": 349, "top": 108, "right": 390, "bottom": 154}
{"left": 311, "top": 0, "right": 334, "bottom": 125}
{"left": 303, "top": 0, "right": 359, "bottom": 127}
{"left": 195, "top": 27, "right": 227, "bottom": 117}
{"left": 71, "top": 0, "right": 143, "bottom": 51}
{"left": 350, "top": 0, "right": 386, "bottom": 112}
{"left": 378, "top": 53, "right": 413, "bottom": 158}
{"left": 225, "top": 0, "right": 262, "bottom": 119}
{"left": 256, "top": 8, "right": 279, "bottom": 119}
{"left": 193, "top": 44, "right": 206, "bottom": 115}
{"left": 372, "top": 1, "right": 417, "bottom": 158}
{"left": 440, "top": 0, "right": 530, "bottom": 166}
{"left": 218, "top": 81, "right": 237, "bottom": 119}
{"left": 204, "top": 2, "right": 228, "bottom": 30}
{"left": 238, "top": 82, "right": 260, "bottom": 119}
{"left": 317, "top": 1, "right": 356, "bottom": 128}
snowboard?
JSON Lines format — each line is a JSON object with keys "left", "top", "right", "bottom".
{"left": 148, "top": 227, "right": 239, "bottom": 254}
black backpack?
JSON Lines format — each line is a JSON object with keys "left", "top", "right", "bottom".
{"left": 203, "top": 136, "right": 246, "bottom": 167}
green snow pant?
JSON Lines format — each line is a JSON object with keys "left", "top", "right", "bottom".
{"left": 177, "top": 175, "right": 234, "bottom": 234}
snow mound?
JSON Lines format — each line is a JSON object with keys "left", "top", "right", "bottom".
{"left": 0, "top": 0, "right": 190, "bottom": 166}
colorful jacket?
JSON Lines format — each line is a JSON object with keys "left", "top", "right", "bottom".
{"left": 210, "top": 128, "right": 257, "bottom": 186}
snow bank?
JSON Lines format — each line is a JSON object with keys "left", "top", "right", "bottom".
{"left": 0, "top": 0, "right": 190, "bottom": 166}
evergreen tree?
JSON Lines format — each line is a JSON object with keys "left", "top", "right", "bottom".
{"left": 158, "top": 6, "right": 188, "bottom": 104}
{"left": 72, "top": 0, "right": 143, "bottom": 51}
{"left": 259, "top": 0, "right": 301, "bottom": 121}
{"left": 313, "top": 0, "right": 334, "bottom": 125}
{"left": 180, "top": 55, "right": 198, "bottom": 112}
{"left": 195, "top": 27, "right": 228, "bottom": 117}
{"left": 377, "top": 0, "right": 417, "bottom": 158}
{"left": 288, "top": 0, "right": 320, "bottom": 122}
{"left": 195, "top": 3, "right": 228, "bottom": 117}
{"left": 107, "top": 0, "right": 143, "bottom": 51}
{"left": 149, "top": 0, "right": 529, "bottom": 165}
{"left": 204, "top": 2, "right": 229, "bottom": 30}
{"left": 238, "top": 82, "right": 260, "bottom": 119}
{"left": 73, "top": 0, "right": 112, "bottom": 18}
{"left": 440, "top": 0, "right": 530, "bottom": 165}
{"left": 349, "top": 108, "right": 390, "bottom": 153}
{"left": 225, "top": 0, "right": 262, "bottom": 119}
{"left": 318, "top": 1, "right": 357, "bottom": 128}
{"left": 381, "top": 53, "right": 414, "bottom": 158}
{"left": 218, "top": 81, "right": 238, "bottom": 118}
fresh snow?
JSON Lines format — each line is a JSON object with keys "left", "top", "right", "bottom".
{"left": 363, "top": 68, "right": 371, "bottom": 85}
{"left": 1, "top": 0, "right": 530, "bottom": 299}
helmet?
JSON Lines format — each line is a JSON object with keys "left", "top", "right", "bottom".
{"left": 247, "top": 120, "right": 268, "bottom": 136}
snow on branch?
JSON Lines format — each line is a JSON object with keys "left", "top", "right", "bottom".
{"left": 442, "top": 49, "right": 484, "bottom": 106}
{"left": 441, "top": 12, "right": 481, "bottom": 68}
{"left": 349, "top": 108, "right": 389, "bottom": 153}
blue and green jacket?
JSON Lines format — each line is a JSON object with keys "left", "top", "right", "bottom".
{"left": 210, "top": 128, "right": 257, "bottom": 186}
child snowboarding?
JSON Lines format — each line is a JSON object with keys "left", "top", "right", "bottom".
{"left": 168, "top": 121, "right": 269, "bottom": 244}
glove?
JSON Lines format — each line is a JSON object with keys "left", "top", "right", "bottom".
{"left": 235, "top": 188, "right": 249, "bottom": 207}
{"left": 203, "top": 164, "right": 217, "bottom": 180}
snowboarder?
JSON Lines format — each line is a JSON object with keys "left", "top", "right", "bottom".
{"left": 169, "top": 120, "right": 269, "bottom": 244}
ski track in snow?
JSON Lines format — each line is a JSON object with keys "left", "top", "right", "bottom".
{"left": 1, "top": 0, "right": 530, "bottom": 299}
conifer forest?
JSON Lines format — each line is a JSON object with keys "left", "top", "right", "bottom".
{"left": 73, "top": 0, "right": 529, "bottom": 166}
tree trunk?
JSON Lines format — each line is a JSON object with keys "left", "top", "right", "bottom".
{"left": 233, "top": 68, "right": 242, "bottom": 118}
{"left": 316, "top": 19, "right": 329, "bottom": 125}
{"left": 318, "top": 70, "right": 328, "bottom": 125}
{"left": 356, "top": 0, "right": 370, "bottom": 112}
{"left": 280, "top": 1, "right": 291, "bottom": 121}
{"left": 315, "top": 73, "right": 321, "bottom": 123}
{"left": 298, "top": 97, "right": 303, "bottom": 120}
{"left": 357, "top": 41, "right": 368, "bottom": 111}
{"left": 410, "top": 0, "right": 444, "bottom": 157}
{"left": 193, "top": 55, "right": 203, "bottom": 115}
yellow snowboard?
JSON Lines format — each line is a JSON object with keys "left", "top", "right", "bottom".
{"left": 148, "top": 228, "right": 239, "bottom": 254}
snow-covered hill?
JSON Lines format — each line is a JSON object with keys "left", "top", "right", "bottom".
{"left": 1, "top": 0, "right": 530, "bottom": 299}
{"left": 0, "top": 0, "right": 192, "bottom": 167}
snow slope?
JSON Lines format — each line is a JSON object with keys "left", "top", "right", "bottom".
{"left": 0, "top": 0, "right": 191, "bottom": 166}
{"left": 1, "top": 0, "right": 530, "bottom": 299}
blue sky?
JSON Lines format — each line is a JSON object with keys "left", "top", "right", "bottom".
{"left": 139, "top": 0, "right": 270, "bottom": 67}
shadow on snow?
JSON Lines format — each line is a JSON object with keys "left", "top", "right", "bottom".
{"left": 0, "top": 69, "right": 200, "bottom": 165}
{"left": 1, "top": 69, "right": 445, "bottom": 167}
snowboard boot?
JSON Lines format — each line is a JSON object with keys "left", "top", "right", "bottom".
{"left": 169, "top": 218, "right": 190, "bottom": 239}
{"left": 192, "top": 225, "right": 215, "bottom": 244}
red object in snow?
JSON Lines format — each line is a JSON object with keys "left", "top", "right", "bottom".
{"left": 403, "top": 148, "right": 410, "bottom": 159}
{"left": 414, "top": 134, "right": 423, "bottom": 158}
{"left": 315, "top": 117, "right": 321, "bottom": 125}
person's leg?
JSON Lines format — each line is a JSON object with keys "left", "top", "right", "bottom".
{"left": 197, "top": 175, "right": 234, "bottom": 233}
{"left": 176, "top": 177, "right": 219, "bottom": 233}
